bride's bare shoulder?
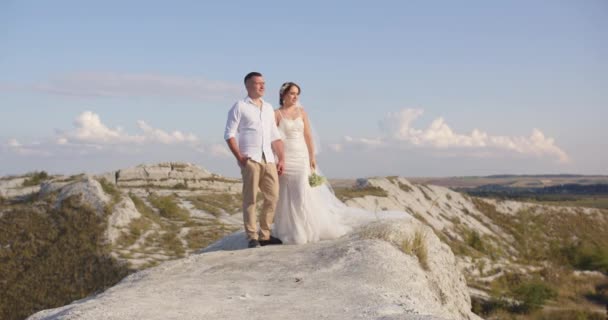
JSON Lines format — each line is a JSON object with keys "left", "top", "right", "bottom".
{"left": 274, "top": 109, "right": 282, "bottom": 123}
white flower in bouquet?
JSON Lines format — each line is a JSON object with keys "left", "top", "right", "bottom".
{"left": 308, "top": 172, "right": 326, "bottom": 187}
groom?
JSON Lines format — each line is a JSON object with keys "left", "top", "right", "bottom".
{"left": 224, "top": 72, "right": 285, "bottom": 248}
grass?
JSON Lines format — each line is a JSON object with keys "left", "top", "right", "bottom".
{"left": 0, "top": 195, "right": 130, "bottom": 320}
{"left": 524, "top": 195, "right": 608, "bottom": 210}
{"left": 160, "top": 228, "right": 185, "bottom": 257}
{"left": 387, "top": 176, "right": 414, "bottom": 192}
{"left": 122, "top": 193, "right": 239, "bottom": 259}
{"left": 410, "top": 211, "right": 428, "bottom": 224}
{"left": 417, "top": 185, "right": 433, "bottom": 201}
{"left": 128, "top": 193, "right": 161, "bottom": 223}
{"left": 333, "top": 185, "right": 388, "bottom": 202}
{"left": 401, "top": 230, "right": 429, "bottom": 270}
{"left": 98, "top": 178, "right": 122, "bottom": 204}
{"left": 187, "top": 193, "right": 242, "bottom": 217}
{"left": 115, "top": 217, "right": 152, "bottom": 248}
{"left": 471, "top": 197, "right": 608, "bottom": 265}
{"left": 359, "top": 224, "right": 430, "bottom": 271}
{"left": 466, "top": 195, "right": 608, "bottom": 319}
{"left": 148, "top": 193, "right": 190, "bottom": 220}
{"left": 184, "top": 222, "right": 237, "bottom": 250}
{"left": 21, "top": 171, "right": 49, "bottom": 187}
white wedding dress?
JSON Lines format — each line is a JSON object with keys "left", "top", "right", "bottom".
{"left": 273, "top": 113, "right": 351, "bottom": 244}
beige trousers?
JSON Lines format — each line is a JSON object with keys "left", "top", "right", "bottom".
{"left": 241, "top": 157, "right": 279, "bottom": 241}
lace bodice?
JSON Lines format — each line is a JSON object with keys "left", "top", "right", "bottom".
{"left": 278, "top": 117, "right": 305, "bottom": 140}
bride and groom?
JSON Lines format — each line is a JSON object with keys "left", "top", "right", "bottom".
{"left": 224, "top": 72, "right": 349, "bottom": 248}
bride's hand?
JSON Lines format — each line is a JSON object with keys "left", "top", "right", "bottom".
{"left": 310, "top": 158, "right": 316, "bottom": 171}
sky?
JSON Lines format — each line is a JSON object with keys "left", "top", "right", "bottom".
{"left": 1, "top": 0, "right": 607, "bottom": 178}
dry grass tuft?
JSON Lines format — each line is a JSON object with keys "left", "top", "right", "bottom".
{"left": 401, "top": 230, "right": 429, "bottom": 270}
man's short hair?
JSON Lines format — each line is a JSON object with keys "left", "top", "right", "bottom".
{"left": 244, "top": 72, "right": 263, "bottom": 84}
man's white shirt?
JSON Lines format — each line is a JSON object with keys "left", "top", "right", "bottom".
{"left": 224, "top": 96, "right": 281, "bottom": 164}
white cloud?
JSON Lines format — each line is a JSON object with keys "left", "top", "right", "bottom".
{"left": 62, "top": 111, "right": 143, "bottom": 144}
{"left": 57, "top": 111, "right": 199, "bottom": 146}
{"left": 3, "top": 112, "right": 239, "bottom": 161}
{"left": 7, "top": 72, "right": 242, "bottom": 101}
{"left": 137, "top": 121, "right": 198, "bottom": 144}
{"left": 343, "top": 136, "right": 386, "bottom": 148}
{"left": 209, "top": 144, "right": 231, "bottom": 158}
{"left": 4, "top": 138, "right": 51, "bottom": 156}
{"left": 328, "top": 143, "right": 343, "bottom": 152}
{"left": 342, "top": 108, "right": 571, "bottom": 163}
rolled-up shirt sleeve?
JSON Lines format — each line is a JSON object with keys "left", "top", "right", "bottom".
{"left": 224, "top": 103, "right": 240, "bottom": 140}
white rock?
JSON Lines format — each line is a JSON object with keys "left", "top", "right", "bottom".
{"left": 106, "top": 196, "right": 142, "bottom": 243}
{"left": 53, "top": 176, "right": 110, "bottom": 214}
{"left": 28, "top": 219, "right": 481, "bottom": 320}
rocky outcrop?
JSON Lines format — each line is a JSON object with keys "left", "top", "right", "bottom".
{"left": 98, "top": 162, "right": 241, "bottom": 192}
{"left": 0, "top": 177, "right": 40, "bottom": 198}
{"left": 344, "top": 177, "right": 512, "bottom": 248}
{"left": 43, "top": 176, "right": 110, "bottom": 214}
{"left": 27, "top": 219, "right": 482, "bottom": 320}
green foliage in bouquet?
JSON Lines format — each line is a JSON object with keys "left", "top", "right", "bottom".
{"left": 308, "top": 172, "right": 326, "bottom": 187}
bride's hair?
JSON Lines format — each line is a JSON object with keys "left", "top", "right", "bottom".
{"left": 279, "top": 82, "right": 301, "bottom": 106}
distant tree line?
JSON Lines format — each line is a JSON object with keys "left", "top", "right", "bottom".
{"left": 459, "top": 183, "right": 608, "bottom": 199}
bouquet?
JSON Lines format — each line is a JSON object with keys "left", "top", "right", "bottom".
{"left": 308, "top": 172, "right": 326, "bottom": 187}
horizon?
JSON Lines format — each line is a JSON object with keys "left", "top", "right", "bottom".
{"left": 1, "top": 1, "right": 607, "bottom": 178}
{"left": 2, "top": 160, "right": 608, "bottom": 181}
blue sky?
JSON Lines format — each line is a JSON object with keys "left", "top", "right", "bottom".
{"left": 1, "top": 0, "right": 607, "bottom": 178}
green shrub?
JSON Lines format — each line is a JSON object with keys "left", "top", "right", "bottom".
{"left": 487, "top": 274, "right": 557, "bottom": 315}
{"left": 22, "top": 171, "right": 49, "bottom": 187}
{"left": 534, "top": 309, "right": 606, "bottom": 320}
{"left": 466, "top": 230, "right": 485, "bottom": 253}
{"left": 512, "top": 280, "right": 557, "bottom": 313}
{"left": 559, "top": 242, "right": 608, "bottom": 274}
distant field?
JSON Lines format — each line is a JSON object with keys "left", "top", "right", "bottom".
{"left": 508, "top": 195, "right": 608, "bottom": 209}
{"left": 406, "top": 174, "right": 608, "bottom": 189}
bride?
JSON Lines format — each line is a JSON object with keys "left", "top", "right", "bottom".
{"left": 273, "top": 82, "right": 351, "bottom": 244}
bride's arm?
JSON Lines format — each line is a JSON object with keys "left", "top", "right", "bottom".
{"left": 302, "top": 109, "right": 316, "bottom": 170}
